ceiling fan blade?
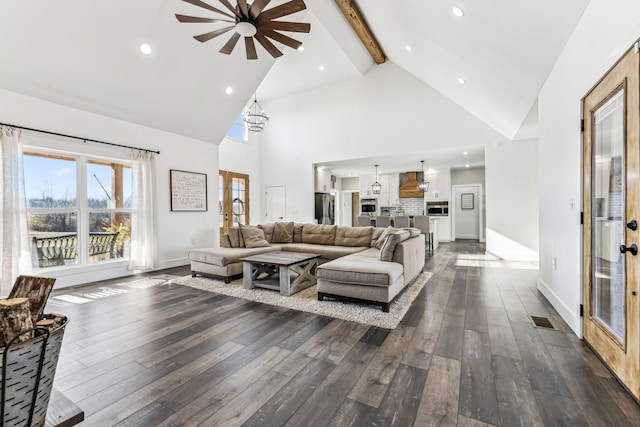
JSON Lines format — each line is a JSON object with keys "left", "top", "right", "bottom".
{"left": 256, "top": 0, "right": 306, "bottom": 24}
{"left": 261, "top": 30, "right": 302, "bottom": 49}
{"left": 245, "top": 37, "right": 258, "bottom": 60}
{"left": 255, "top": 33, "right": 283, "bottom": 58}
{"left": 249, "top": 0, "right": 272, "bottom": 20}
{"left": 217, "top": 0, "right": 242, "bottom": 18}
{"left": 258, "top": 21, "right": 310, "bottom": 33}
{"left": 176, "top": 14, "right": 234, "bottom": 23}
{"left": 181, "top": 0, "right": 235, "bottom": 19}
{"left": 194, "top": 26, "right": 235, "bottom": 43}
{"left": 219, "top": 32, "right": 241, "bottom": 54}
{"left": 237, "top": 0, "right": 249, "bottom": 18}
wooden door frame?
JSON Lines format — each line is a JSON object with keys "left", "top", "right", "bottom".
{"left": 219, "top": 170, "right": 250, "bottom": 238}
{"left": 581, "top": 42, "right": 640, "bottom": 401}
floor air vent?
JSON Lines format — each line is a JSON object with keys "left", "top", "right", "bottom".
{"left": 531, "top": 316, "right": 555, "bottom": 329}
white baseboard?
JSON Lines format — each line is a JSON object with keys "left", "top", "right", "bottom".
{"left": 538, "top": 278, "right": 582, "bottom": 337}
{"left": 455, "top": 234, "right": 480, "bottom": 239}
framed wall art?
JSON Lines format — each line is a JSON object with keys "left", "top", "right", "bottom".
{"left": 170, "top": 169, "right": 208, "bottom": 212}
{"left": 461, "top": 193, "right": 474, "bottom": 210}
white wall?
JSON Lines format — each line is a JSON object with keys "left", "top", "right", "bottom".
{"left": 1, "top": 88, "right": 219, "bottom": 289}
{"left": 485, "top": 139, "right": 539, "bottom": 262}
{"left": 341, "top": 177, "right": 359, "bottom": 191}
{"left": 538, "top": 0, "right": 640, "bottom": 335}
{"left": 259, "top": 62, "right": 506, "bottom": 224}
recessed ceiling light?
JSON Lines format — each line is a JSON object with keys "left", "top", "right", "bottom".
{"left": 318, "top": 65, "right": 325, "bottom": 71}
{"left": 463, "top": 151, "right": 468, "bottom": 155}
{"left": 405, "top": 45, "right": 412, "bottom": 52}
{"left": 465, "top": 164, "right": 470, "bottom": 168}
{"left": 225, "top": 86, "right": 233, "bottom": 95}
{"left": 458, "top": 77, "right": 466, "bottom": 84}
{"left": 427, "top": 168, "right": 435, "bottom": 174}
{"left": 139, "top": 43, "right": 152, "bottom": 55}
{"left": 298, "top": 46, "right": 305, "bottom": 51}
{"left": 452, "top": 6, "right": 464, "bottom": 17}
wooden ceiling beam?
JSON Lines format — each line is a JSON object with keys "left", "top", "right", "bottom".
{"left": 334, "top": 0, "right": 386, "bottom": 65}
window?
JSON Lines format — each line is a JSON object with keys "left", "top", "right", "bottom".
{"left": 24, "top": 151, "right": 132, "bottom": 268}
{"left": 226, "top": 112, "right": 247, "bottom": 141}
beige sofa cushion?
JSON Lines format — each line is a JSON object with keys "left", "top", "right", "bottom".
{"left": 239, "top": 224, "right": 270, "bottom": 248}
{"left": 335, "top": 226, "right": 373, "bottom": 247}
{"left": 220, "top": 234, "right": 232, "bottom": 248}
{"left": 293, "top": 223, "right": 304, "bottom": 243}
{"left": 189, "top": 246, "right": 280, "bottom": 266}
{"left": 302, "top": 224, "right": 337, "bottom": 245}
{"left": 282, "top": 243, "right": 367, "bottom": 260}
{"left": 228, "top": 227, "right": 244, "bottom": 248}
{"left": 258, "top": 223, "right": 275, "bottom": 242}
{"left": 317, "top": 248, "right": 403, "bottom": 287}
{"left": 380, "top": 229, "right": 411, "bottom": 262}
{"left": 272, "top": 221, "right": 294, "bottom": 243}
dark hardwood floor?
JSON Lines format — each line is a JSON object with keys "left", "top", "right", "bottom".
{"left": 46, "top": 242, "right": 640, "bottom": 426}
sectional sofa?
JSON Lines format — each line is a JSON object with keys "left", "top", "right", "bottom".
{"left": 188, "top": 222, "right": 425, "bottom": 311}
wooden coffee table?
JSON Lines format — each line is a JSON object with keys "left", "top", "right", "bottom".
{"left": 240, "top": 252, "right": 321, "bottom": 296}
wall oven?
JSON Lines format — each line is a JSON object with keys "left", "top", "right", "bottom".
{"left": 426, "top": 201, "right": 449, "bottom": 216}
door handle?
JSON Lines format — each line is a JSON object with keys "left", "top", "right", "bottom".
{"left": 620, "top": 244, "right": 638, "bottom": 256}
{"left": 627, "top": 220, "right": 638, "bottom": 230}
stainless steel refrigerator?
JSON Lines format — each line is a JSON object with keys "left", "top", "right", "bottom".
{"left": 314, "top": 193, "right": 335, "bottom": 225}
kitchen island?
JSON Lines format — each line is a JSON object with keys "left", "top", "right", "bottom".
{"left": 363, "top": 216, "right": 439, "bottom": 250}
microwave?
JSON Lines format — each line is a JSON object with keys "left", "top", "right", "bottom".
{"left": 361, "top": 198, "right": 377, "bottom": 214}
{"left": 426, "top": 201, "right": 449, "bottom": 216}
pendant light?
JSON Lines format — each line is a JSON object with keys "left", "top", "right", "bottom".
{"left": 418, "top": 160, "right": 429, "bottom": 192}
{"left": 372, "top": 164, "right": 382, "bottom": 195}
{"left": 243, "top": 93, "right": 269, "bottom": 132}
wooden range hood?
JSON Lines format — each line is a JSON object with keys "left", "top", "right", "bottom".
{"left": 399, "top": 172, "right": 424, "bottom": 198}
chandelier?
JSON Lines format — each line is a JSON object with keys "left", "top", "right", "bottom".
{"left": 372, "top": 164, "right": 382, "bottom": 195}
{"left": 243, "top": 94, "right": 269, "bottom": 132}
{"left": 418, "top": 160, "right": 429, "bottom": 192}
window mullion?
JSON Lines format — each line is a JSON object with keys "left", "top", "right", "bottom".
{"left": 78, "top": 156, "right": 89, "bottom": 264}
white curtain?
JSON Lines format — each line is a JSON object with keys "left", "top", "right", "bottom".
{"left": 128, "top": 150, "right": 158, "bottom": 271}
{"left": 0, "top": 127, "right": 30, "bottom": 294}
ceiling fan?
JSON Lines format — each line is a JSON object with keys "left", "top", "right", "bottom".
{"left": 176, "top": 0, "right": 311, "bottom": 60}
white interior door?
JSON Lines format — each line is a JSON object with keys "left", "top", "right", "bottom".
{"left": 265, "top": 186, "right": 286, "bottom": 222}
{"left": 453, "top": 185, "right": 480, "bottom": 239}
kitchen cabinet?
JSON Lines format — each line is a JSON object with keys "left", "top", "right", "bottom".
{"left": 377, "top": 173, "right": 400, "bottom": 206}
{"left": 315, "top": 167, "right": 332, "bottom": 193}
{"left": 436, "top": 215, "right": 451, "bottom": 242}
{"left": 388, "top": 174, "right": 399, "bottom": 204}
{"left": 426, "top": 168, "right": 451, "bottom": 201}
{"left": 359, "top": 174, "right": 378, "bottom": 198}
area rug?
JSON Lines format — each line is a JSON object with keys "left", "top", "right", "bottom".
{"left": 171, "top": 272, "right": 431, "bottom": 330}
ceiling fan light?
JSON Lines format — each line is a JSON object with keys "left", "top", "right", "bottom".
{"left": 235, "top": 21, "right": 257, "bottom": 37}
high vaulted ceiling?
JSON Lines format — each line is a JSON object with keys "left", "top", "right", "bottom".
{"left": 0, "top": 0, "right": 590, "bottom": 143}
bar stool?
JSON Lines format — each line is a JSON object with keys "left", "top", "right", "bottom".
{"left": 375, "top": 215, "right": 391, "bottom": 228}
{"left": 393, "top": 215, "right": 410, "bottom": 228}
{"left": 413, "top": 215, "right": 433, "bottom": 252}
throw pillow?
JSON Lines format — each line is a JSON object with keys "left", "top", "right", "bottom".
{"left": 239, "top": 224, "right": 270, "bottom": 248}
{"left": 272, "top": 221, "right": 294, "bottom": 243}
{"left": 379, "top": 229, "right": 411, "bottom": 262}
{"left": 374, "top": 226, "right": 396, "bottom": 250}
{"left": 370, "top": 227, "right": 385, "bottom": 247}
{"left": 227, "top": 227, "right": 244, "bottom": 248}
